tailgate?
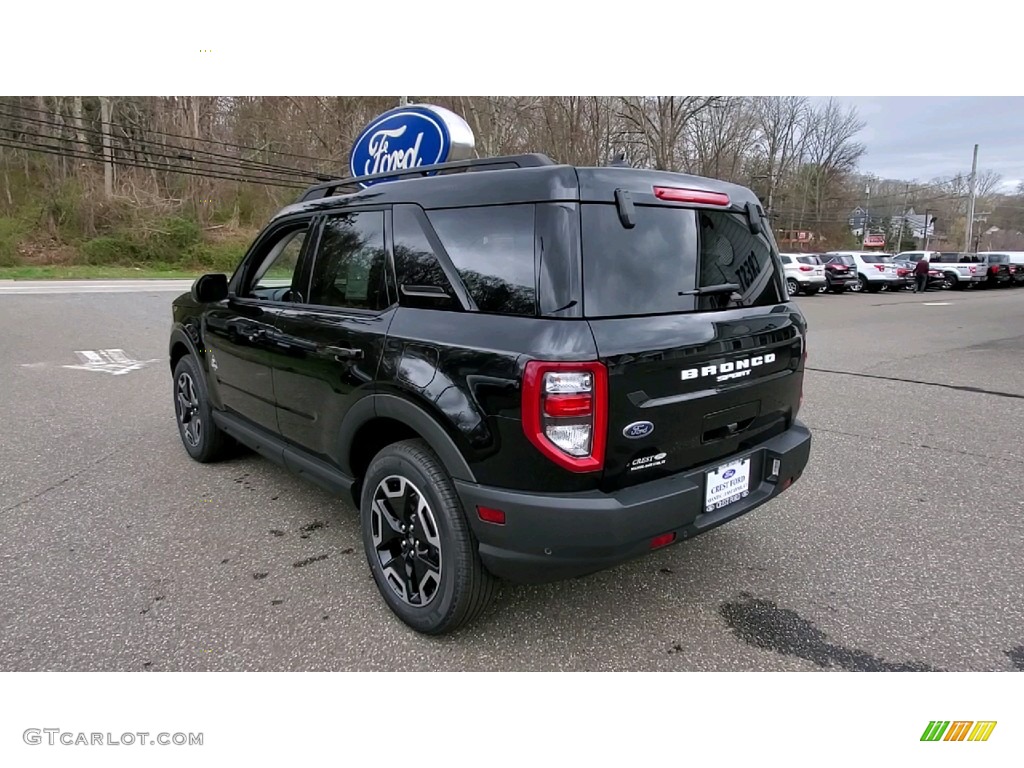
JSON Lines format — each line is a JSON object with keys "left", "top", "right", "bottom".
{"left": 588, "top": 307, "right": 805, "bottom": 491}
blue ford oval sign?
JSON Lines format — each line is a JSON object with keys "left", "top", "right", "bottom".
{"left": 349, "top": 104, "right": 475, "bottom": 188}
{"left": 623, "top": 421, "right": 655, "bottom": 439}
{"left": 723, "top": 469, "right": 736, "bottom": 479}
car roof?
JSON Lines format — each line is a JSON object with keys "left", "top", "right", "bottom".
{"left": 271, "top": 160, "right": 764, "bottom": 223}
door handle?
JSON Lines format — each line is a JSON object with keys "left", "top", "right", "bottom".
{"left": 324, "top": 346, "right": 364, "bottom": 361}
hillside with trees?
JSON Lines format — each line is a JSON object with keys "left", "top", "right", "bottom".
{"left": 0, "top": 96, "right": 1020, "bottom": 275}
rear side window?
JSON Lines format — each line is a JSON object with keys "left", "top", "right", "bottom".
{"left": 580, "top": 205, "right": 784, "bottom": 317}
{"left": 426, "top": 205, "right": 537, "bottom": 316}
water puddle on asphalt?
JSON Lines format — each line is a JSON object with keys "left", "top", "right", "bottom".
{"left": 718, "top": 593, "right": 937, "bottom": 671}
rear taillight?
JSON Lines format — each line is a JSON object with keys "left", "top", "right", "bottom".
{"left": 522, "top": 361, "right": 607, "bottom": 472}
{"left": 874, "top": 264, "right": 885, "bottom": 272}
{"left": 970, "top": 266, "right": 976, "bottom": 274}
{"left": 990, "top": 265, "right": 999, "bottom": 274}
{"left": 652, "top": 186, "right": 730, "bottom": 206}
{"left": 799, "top": 265, "right": 814, "bottom": 272}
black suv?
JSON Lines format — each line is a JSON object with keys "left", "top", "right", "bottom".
{"left": 169, "top": 154, "right": 812, "bottom": 634}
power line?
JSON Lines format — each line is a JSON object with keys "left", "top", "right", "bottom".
{"left": 0, "top": 107, "right": 326, "bottom": 181}
{"left": 0, "top": 138, "right": 306, "bottom": 190}
{"left": 4, "top": 126, "right": 314, "bottom": 187}
{"left": 0, "top": 98, "right": 338, "bottom": 167}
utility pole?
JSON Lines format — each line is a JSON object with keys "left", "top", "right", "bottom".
{"left": 893, "top": 183, "right": 910, "bottom": 252}
{"left": 99, "top": 96, "right": 114, "bottom": 199}
{"left": 923, "top": 208, "right": 931, "bottom": 250}
{"left": 964, "top": 143, "right": 979, "bottom": 253}
{"left": 861, "top": 184, "right": 870, "bottom": 248}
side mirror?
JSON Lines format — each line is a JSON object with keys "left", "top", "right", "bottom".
{"left": 190, "top": 273, "right": 228, "bottom": 303}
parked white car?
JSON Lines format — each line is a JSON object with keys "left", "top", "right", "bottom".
{"left": 895, "top": 251, "right": 984, "bottom": 289}
{"left": 779, "top": 253, "right": 827, "bottom": 296}
{"left": 823, "top": 251, "right": 901, "bottom": 293}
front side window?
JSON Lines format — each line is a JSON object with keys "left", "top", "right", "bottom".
{"left": 308, "top": 211, "right": 389, "bottom": 311}
{"left": 245, "top": 223, "right": 310, "bottom": 298}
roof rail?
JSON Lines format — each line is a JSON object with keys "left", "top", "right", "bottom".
{"left": 296, "top": 153, "right": 557, "bottom": 202}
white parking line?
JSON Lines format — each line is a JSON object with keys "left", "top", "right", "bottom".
{"left": 922, "top": 302, "right": 952, "bottom": 306}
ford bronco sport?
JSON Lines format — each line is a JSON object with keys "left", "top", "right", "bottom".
{"left": 169, "top": 152, "right": 812, "bottom": 634}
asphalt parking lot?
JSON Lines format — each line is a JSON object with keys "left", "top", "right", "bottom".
{"left": 1, "top": 280, "right": 1022, "bottom": 672}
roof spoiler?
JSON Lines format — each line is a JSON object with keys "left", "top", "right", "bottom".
{"left": 296, "top": 153, "right": 557, "bottom": 202}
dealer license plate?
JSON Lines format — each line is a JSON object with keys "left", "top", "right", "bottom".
{"left": 704, "top": 458, "right": 752, "bottom": 512}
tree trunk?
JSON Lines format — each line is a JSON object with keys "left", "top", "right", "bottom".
{"left": 99, "top": 96, "right": 114, "bottom": 198}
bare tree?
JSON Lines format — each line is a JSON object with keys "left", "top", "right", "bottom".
{"left": 616, "top": 96, "right": 721, "bottom": 171}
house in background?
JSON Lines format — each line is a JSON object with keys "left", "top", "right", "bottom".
{"left": 848, "top": 206, "right": 936, "bottom": 244}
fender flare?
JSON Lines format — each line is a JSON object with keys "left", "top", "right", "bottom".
{"left": 168, "top": 325, "right": 202, "bottom": 371}
{"left": 338, "top": 393, "right": 477, "bottom": 483}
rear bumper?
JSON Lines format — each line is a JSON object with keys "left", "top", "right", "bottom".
{"left": 455, "top": 421, "right": 812, "bottom": 583}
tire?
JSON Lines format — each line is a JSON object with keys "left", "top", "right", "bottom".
{"left": 849, "top": 277, "right": 863, "bottom": 292}
{"left": 943, "top": 273, "right": 958, "bottom": 290}
{"left": 803, "top": 285, "right": 820, "bottom": 296}
{"left": 786, "top": 278, "right": 800, "bottom": 297}
{"left": 360, "top": 439, "right": 496, "bottom": 635}
{"left": 172, "top": 355, "right": 232, "bottom": 463}
{"left": 861, "top": 275, "right": 880, "bottom": 293}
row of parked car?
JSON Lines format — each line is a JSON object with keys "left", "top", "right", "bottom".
{"left": 780, "top": 250, "right": 1024, "bottom": 296}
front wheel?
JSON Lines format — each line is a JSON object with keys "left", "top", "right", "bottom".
{"left": 360, "top": 439, "right": 496, "bottom": 635}
{"left": 172, "top": 355, "right": 231, "bottom": 463}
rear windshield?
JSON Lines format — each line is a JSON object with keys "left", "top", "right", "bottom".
{"left": 796, "top": 256, "right": 820, "bottom": 265}
{"left": 860, "top": 254, "right": 886, "bottom": 263}
{"left": 580, "top": 204, "right": 784, "bottom": 317}
{"left": 986, "top": 254, "right": 1008, "bottom": 263}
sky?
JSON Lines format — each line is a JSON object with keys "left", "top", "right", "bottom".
{"left": 828, "top": 97, "right": 1024, "bottom": 191}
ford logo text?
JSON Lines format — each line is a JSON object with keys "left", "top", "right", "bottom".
{"left": 349, "top": 105, "right": 475, "bottom": 188}
{"left": 623, "top": 421, "right": 655, "bottom": 439}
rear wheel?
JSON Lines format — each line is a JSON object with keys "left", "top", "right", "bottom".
{"left": 849, "top": 277, "right": 863, "bottom": 292}
{"left": 360, "top": 439, "right": 496, "bottom": 635}
{"left": 786, "top": 278, "right": 800, "bottom": 297}
{"left": 943, "top": 273, "right": 958, "bottom": 290}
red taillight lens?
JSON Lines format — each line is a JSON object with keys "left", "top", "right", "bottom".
{"left": 650, "top": 532, "right": 676, "bottom": 550}
{"left": 522, "top": 361, "right": 607, "bottom": 473}
{"left": 799, "top": 265, "right": 814, "bottom": 272}
{"left": 990, "top": 266, "right": 999, "bottom": 273}
{"left": 477, "top": 506, "right": 506, "bottom": 525}
{"left": 874, "top": 264, "right": 885, "bottom": 271}
{"left": 652, "top": 186, "right": 730, "bottom": 206}
{"left": 543, "top": 394, "right": 593, "bottom": 417}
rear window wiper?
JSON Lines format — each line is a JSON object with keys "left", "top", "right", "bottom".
{"left": 678, "top": 283, "right": 741, "bottom": 296}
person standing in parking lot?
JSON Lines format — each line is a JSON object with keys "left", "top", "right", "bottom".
{"left": 913, "top": 256, "right": 930, "bottom": 293}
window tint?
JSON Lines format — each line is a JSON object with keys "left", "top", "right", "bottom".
{"left": 247, "top": 224, "right": 309, "bottom": 297}
{"left": 426, "top": 205, "right": 536, "bottom": 316}
{"left": 580, "top": 205, "right": 783, "bottom": 317}
{"left": 860, "top": 254, "right": 885, "bottom": 263}
{"left": 308, "top": 211, "right": 389, "bottom": 311}
{"left": 392, "top": 205, "right": 458, "bottom": 311}
{"left": 696, "top": 210, "right": 784, "bottom": 306}
{"left": 780, "top": 255, "right": 792, "bottom": 264}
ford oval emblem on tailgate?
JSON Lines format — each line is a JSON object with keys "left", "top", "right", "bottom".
{"left": 623, "top": 421, "right": 655, "bottom": 439}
